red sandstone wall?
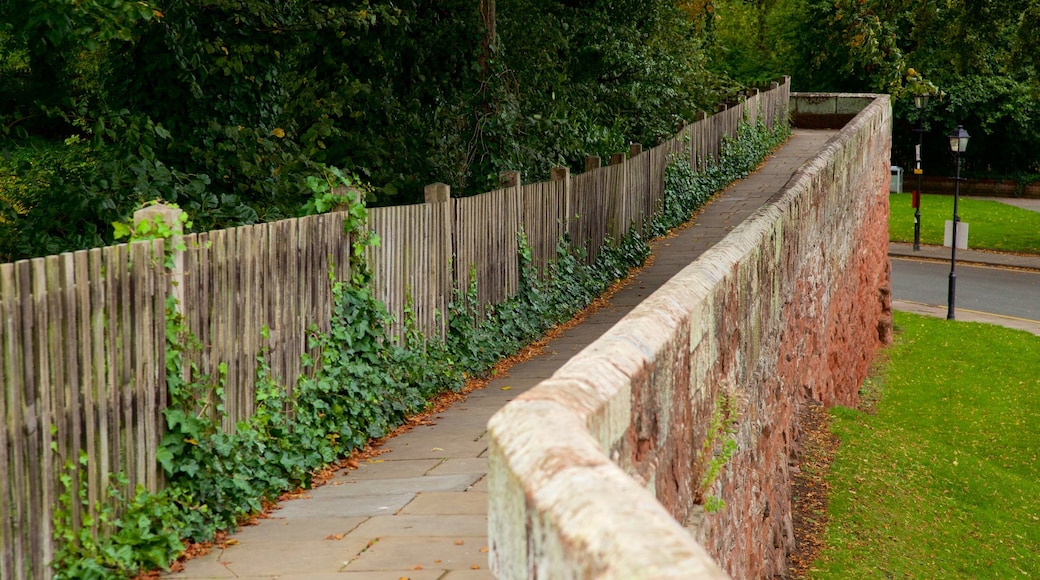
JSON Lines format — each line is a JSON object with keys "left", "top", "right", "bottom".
{"left": 697, "top": 98, "right": 893, "bottom": 577}
{"left": 487, "top": 95, "right": 892, "bottom": 579}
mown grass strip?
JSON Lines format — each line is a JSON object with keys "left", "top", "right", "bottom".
{"left": 888, "top": 193, "right": 1040, "bottom": 254}
{"left": 808, "top": 311, "right": 1040, "bottom": 578}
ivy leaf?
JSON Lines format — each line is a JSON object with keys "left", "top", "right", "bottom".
{"left": 113, "top": 221, "right": 132, "bottom": 240}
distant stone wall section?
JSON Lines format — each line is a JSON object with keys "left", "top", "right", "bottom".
{"left": 487, "top": 94, "right": 893, "bottom": 579}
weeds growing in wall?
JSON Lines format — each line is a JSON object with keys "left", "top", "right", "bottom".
{"left": 49, "top": 117, "right": 790, "bottom": 578}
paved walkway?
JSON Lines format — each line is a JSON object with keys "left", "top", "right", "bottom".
{"left": 166, "top": 131, "right": 1040, "bottom": 579}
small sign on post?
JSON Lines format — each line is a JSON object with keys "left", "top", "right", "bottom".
{"left": 944, "top": 220, "right": 969, "bottom": 249}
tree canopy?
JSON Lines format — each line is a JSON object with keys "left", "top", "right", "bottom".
{"left": 708, "top": 0, "right": 1040, "bottom": 178}
{"left": 16, "top": 0, "right": 1036, "bottom": 262}
{"left": 0, "top": 0, "right": 736, "bottom": 261}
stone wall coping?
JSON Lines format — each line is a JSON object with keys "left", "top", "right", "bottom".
{"left": 487, "top": 93, "right": 891, "bottom": 579}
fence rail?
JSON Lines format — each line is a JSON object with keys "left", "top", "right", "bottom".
{"left": 0, "top": 78, "right": 790, "bottom": 579}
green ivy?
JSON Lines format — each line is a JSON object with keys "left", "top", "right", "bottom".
{"left": 50, "top": 451, "right": 182, "bottom": 579}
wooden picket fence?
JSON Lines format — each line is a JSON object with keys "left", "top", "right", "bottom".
{"left": 0, "top": 78, "right": 790, "bottom": 579}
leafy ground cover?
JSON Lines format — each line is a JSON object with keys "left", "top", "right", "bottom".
{"left": 888, "top": 193, "right": 1040, "bottom": 254}
{"left": 802, "top": 311, "right": 1040, "bottom": 578}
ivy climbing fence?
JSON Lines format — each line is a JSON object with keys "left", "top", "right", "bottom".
{"left": 0, "top": 78, "right": 789, "bottom": 579}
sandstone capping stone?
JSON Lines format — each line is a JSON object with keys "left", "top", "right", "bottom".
{"left": 487, "top": 401, "right": 728, "bottom": 579}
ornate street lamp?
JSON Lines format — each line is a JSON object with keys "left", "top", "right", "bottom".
{"left": 947, "top": 124, "right": 969, "bottom": 320}
{"left": 912, "top": 94, "right": 930, "bottom": 251}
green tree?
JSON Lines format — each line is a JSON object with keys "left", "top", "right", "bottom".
{"left": 712, "top": 0, "right": 1040, "bottom": 177}
{"left": 495, "top": 0, "right": 727, "bottom": 178}
{"left": 1, "top": 0, "right": 731, "bottom": 260}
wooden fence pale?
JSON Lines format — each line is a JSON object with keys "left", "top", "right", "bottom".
{"left": 0, "top": 78, "right": 790, "bottom": 579}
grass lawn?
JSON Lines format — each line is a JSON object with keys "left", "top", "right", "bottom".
{"left": 889, "top": 193, "right": 1040, "bottom": 254}
{"left": 808, "top": 311, "right": 1040, "bottom": 579}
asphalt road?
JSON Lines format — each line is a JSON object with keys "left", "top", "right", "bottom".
{"left": 891, "top": 257, "right": 1040, "bottom": 322}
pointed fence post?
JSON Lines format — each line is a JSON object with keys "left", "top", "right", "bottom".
{"left": 499, "top": 171, "right": 520, "bottom": 189}
{"left": 424, "top": 182, "right": 450, "bottom": 203}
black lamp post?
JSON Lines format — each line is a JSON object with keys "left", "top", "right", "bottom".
{"left": 947, "top": 124, "right": 969, "bottom": 320}
{"left": 912, "top": 94, "right": 930, "bottom": 251}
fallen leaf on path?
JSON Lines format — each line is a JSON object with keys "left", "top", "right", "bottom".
{"left": 411, "top": 564, "right": 423, "bottom": 570}
{"left": 480, "top": 546, "right": 490, "bottom": 553}
{"left": 325, "top": 533, "right": 344, "bottom": 540}
{"left": 471, "top": 564, "right": 481, "bottom": 570}
{"left": 454, "top": 540, "right": 465, "bottom": 545}
{"left": 501, "top": 386, "right": 512, "bottom": 391}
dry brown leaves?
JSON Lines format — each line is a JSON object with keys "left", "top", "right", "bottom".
{"left": 787, "top": 401, "right": 840, "bottom": 578}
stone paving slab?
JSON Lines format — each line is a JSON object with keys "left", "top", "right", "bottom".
{"left": 174, "top": 534, "right": 370, "bottom": 578}
{"left": 341, "top": 535, "right": 491, "bottom": 574}
{"left": 400, "top": 492, "right": 490, "bottom": 515}
{"left": 343, "top": 458, "right": 442, "bottom": 480}
{"left": 340, "top": 573, "right": 494, "bottom": 580}
{"left": 348, "top": 514, "right": 488, "bottom": 538}
{"left": 273, "top": 493, "right": 415, "bottom": 519}
{"left": 422, "top": 409, "right": 500, "bottom": 427}
{"left": 231, "top": 516, "right": 368, "bottom": 542}
{"left": 168, "top": 558, "right": 239, "bottom": 579}
{"left": 340, "top": 571, "right": 457, "bottom": 580}
{"left": 371, "top": 434, "right": 488, "bottom": 461}
{"left": 467, "top": 476, "right": 488, "bottom": 492}
{"left": 426, "top": 457, "right": 489, "bottom": 476}
{"left": 321, "top": 473, "right": 483, "bottom": 496}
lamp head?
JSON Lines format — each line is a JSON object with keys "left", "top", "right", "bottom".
{"left": 948, "top": 125, "right": 970, "bottom": 153}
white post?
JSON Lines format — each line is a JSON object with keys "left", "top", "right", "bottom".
{"left": 133, "top": 203, "right": 186, "bottom": 313}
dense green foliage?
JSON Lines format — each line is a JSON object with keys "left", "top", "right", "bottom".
{"left": 6, "top": 0, "right": 1037, "bottom": 262}
{"left": 707, "top": 0, "right": 1040, "bottom": 180}
{"left": 812, "top": 312, "right": 1040, "bottom": 578}
{"left": 0, "top": 0, "right": 734, "bottom": 262}
{"left": 48, "top": 116, "right": 788, "bottom": 578}
{"left": 888, "top": 193, "right": 1040, "bottom": 254}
